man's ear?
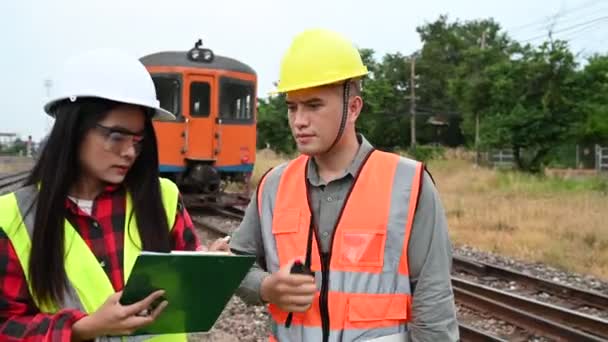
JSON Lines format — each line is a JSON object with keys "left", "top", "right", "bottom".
{"left": 347, "top": 96, "right": 363, "bottom": 124}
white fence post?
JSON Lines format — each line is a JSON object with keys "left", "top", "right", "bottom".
{"left": 491, "top": 148, "right": 514, "bottom": 168}
{"left": 597, "top": 145, "right": 608, "bottom": 173}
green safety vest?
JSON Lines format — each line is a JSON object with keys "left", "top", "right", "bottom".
{"left": 0, "top": 178, "right": 187, "bottom": 342}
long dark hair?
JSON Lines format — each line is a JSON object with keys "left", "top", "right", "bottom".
{"left": 24, "top": 97, "right": 171, "bottom": 307}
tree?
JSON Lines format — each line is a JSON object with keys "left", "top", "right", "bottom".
{"left": 3, "top": 138, "right": 27, "bottom": 156}
{"left": 416, "top": 15, "right": 512, "bottom": 149}
{"left": 416, "top": 16, "right": 506, "bottom": 115}
{"left": 481, "top": 40, "right": 580, "bottom": 172}
{"left": 572, "top": 54, "right": 608, "bottom": 144}
{"left": 358, "top": 49, "right": 413, "bottom": 149}
{"left": 256, "top": 94, "right": 294, "bottom": 154}
{"left": 446, "top": 20, "right": 514, "bottom": 144}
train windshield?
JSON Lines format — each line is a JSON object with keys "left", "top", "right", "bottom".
{"left": 219, "top": 77, "right": 254, "bottom": 124}
{"left": 151, "top": 75, "right": 181, "bottom": 119}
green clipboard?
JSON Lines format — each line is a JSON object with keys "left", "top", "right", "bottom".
{"left": 119, "top": 250, "right": 256, "bottom": 335}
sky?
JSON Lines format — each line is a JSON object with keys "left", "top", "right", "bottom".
{"left": 1, "top": 0, "right": 607, "bottom": 141}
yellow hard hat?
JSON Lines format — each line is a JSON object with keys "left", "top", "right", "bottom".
{"left": 275, "top": 28, "right": 368, "bottom": 93}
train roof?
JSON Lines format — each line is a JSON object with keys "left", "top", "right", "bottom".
{"left": 140, "top": 51, "right": 256, "bottom": 75}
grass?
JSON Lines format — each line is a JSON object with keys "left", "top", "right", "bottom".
{"left": 496, "top": 170, "right": 608, "bottom": 194}
{"left": 250, "top": 149, "right": 291, "bottom": 187}
{"left": 251, "top": 148, "right": 608, "bottom": 280}
{"left": 428, "top": 158, "right": 607, "bottom": 279}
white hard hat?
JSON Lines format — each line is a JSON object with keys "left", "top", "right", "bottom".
{"left": 44, "top": 48, "right": 175, "bottom": 120}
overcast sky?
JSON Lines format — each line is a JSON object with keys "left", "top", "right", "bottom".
{"left": 1, "top": 0, "right": 606, "bottom": 140}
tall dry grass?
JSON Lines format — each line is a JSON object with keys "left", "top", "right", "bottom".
{"left": 250, "top": 149, "right": 291, "bottom": 186}
{"left": 252, "top": 149, "right": 608, "bottom": 280}
{"left": 428, "top": 158, "right": 607, "bottom": 279}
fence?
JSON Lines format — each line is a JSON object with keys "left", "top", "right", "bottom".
{"left": 597, "top": 145, "right": 608, "bottom": 173}
{"left": 489, "top": 149, "right": 515, "bottom": 168}
{"left": 481, "top": 145, "right": 608, "bottom": 171}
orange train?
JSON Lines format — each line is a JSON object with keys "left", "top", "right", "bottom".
{"left": 141, "top": 40, "right": 257, "bottom": 193}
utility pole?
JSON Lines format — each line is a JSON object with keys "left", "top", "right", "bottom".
{"left": 44, "top": 79, "right": 53, "bottom": 97}
{"left": 43, "top": 79, "right": 54, "bottom": 133}
{"left": 475, "top": 31, "right": 487, "bottom": 165}
{"left": 410, "top": 55, "right": 416, "bottom": 149}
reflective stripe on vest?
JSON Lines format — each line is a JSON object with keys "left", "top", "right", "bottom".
{"left": 0, "top": 178, "right": 186, "bottom": 342}
{"left": 257, "top": 150, "right": 423, "bottom": 341}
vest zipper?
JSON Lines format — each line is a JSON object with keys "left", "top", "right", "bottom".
{"left": 319, "top": 252, "right": 331, "bottom": 342}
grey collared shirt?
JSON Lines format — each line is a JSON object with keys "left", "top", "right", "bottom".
{"left": 229, "top": 135, "right": 459, "bottom": 341}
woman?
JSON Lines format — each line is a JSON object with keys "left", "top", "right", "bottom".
{"left": 0, "top": 49, "right": 225, "bottom": 341}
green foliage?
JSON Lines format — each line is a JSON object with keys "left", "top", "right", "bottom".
{"left": 254, "top": 14, "right": 608, "bottom": 174}
{"left": 256, "top": 95, "right": 295, "bottom": 155}
{"left": 480, "top": 41, "right": 580, "bottom": 172}
{"left": 0, "top": 139, "right": 27, "bottom": 156}
{"left": 406, "top": 145, "right": 446, "bottom": 162}
{"left": 418, "top": 15, "right": 509, "bottom": 120}
{"left": 572, "top": 55, "right": 608, "bottom": 144}
{"left": 358, "top": 49, "right": 412, "bottom": 149}
{"left": 544, "top": 144, "right": 578, "bottom": 169}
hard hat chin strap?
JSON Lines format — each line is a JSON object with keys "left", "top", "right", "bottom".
{"left": 323, "top": 80, "right": 350, "bottom": 154}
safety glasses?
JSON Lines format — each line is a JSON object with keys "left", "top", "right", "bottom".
{"left": 94, "top": 124, "right": 145, "bottom": 156}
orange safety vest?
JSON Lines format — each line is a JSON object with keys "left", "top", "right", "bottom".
{"left": 256, "top": 149, "right": 424, "bottom": 342}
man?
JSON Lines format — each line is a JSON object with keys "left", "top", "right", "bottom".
{"left": 229, "top": 28, "right": 459, "bottom": 341}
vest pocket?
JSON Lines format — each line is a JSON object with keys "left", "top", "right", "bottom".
{"left": 272, "top": 209, "right": 302, "bottom": 234}
{"left": 338, "top": 228, "right": 386, "bottom": 267}
{"left": 347, "top": 294, "right": 409, "bottom": 323}
{"left": 271, "top": 208, "right": 319, "bottom": 269}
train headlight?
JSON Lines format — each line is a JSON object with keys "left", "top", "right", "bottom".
{"left": 202, "top": 49, "right": 214, "bottom": 62}
{"left": 188, "top": 39, "right": 215, "bottom": 63}
{"left": 190, "top": 49, "right": 200, "bottom": 60}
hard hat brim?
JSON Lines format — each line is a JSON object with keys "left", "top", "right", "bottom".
{"left": 269, "top": 70, "right": 368, "bottom": 95}
{"left": 43, "top": 95, "right": 176, "bottom": 121}
{"left": 152, "top": 106, "right": 176, "bottom": 121}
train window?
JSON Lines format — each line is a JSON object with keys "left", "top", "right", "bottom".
{"left": 219, "top": 78, "right": 255, "bottom": 124}
{"left": 152, "top": 75, "right": 181, "bottom": 120}
{"left": 190, "top": 82, "right": 211, "bottom": 117}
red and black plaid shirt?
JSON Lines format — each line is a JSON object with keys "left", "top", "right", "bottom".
{"left": 0, "top": 185, "right": 202, "bottom": 341}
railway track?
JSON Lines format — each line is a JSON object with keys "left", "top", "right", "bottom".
{"left": 453, "top": 255, "right": 608, "bottom": 318}
{"left": 454, "top": 277, "right": 608, "bottom": 341}
{"left": 453, "top": 255, "right": 608, "bottom": 341}
{"left": 0, "top": 171, "right": 29, "bottom": 195}
{"left": 184, "top": 192, "right": 248, "bottom": 247}
{"left": 458, "top": 323, "right": 508, "bottom": 342}
{"left": 191, "top": 203, "right": 608, "bottom": 341}
{"left": 184, "top": 192, "right": 247, "bottom": 232}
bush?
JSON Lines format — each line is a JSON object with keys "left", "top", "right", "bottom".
{"left": 406, "top": 145, "right": 446, "bottom": 162}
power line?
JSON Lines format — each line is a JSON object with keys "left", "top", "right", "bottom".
{"left": 507, "top": 0, "right": 603, "bottom": 34}
{"left": 519, "top": 16, "right": 608, "bottom": 43}
{"left": 540, "top": 8, "right": 608, "bottom": 36}
{"left": 559, "top": 20, "right": 607, "bottom": 41}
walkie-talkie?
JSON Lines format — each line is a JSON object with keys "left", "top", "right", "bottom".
{"left": 285, "top": 260, "right": 314, "bottom": 328}
{"left": 285, "top": 210, "right": 316, "bottom": 329}
{"left": 290, "top": 260, "right": 313, "bottom": 276}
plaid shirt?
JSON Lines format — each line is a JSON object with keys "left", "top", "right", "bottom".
{"left": 0, "top": 185, "right": 201, "bottom": 341}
